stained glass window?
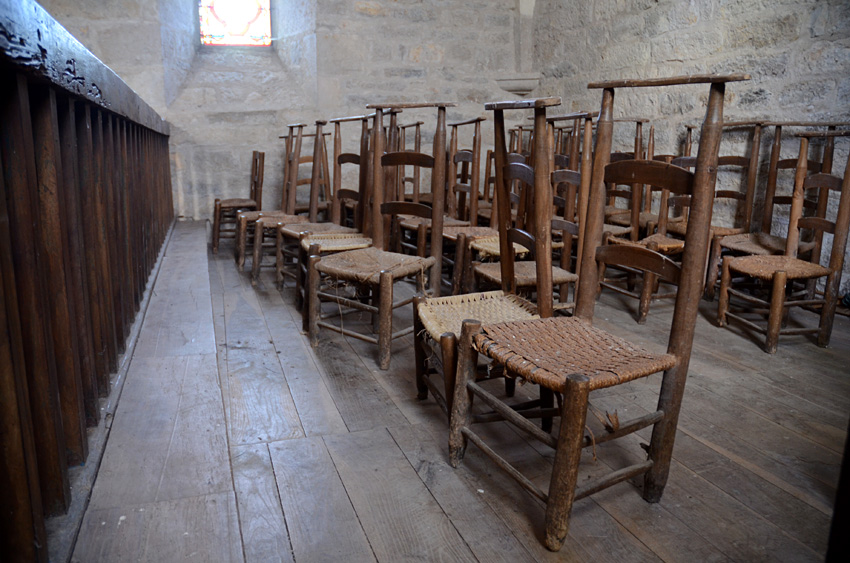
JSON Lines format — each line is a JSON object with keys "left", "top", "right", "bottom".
{"left": 199, "top": 0, "right": 272, "bottom": 46}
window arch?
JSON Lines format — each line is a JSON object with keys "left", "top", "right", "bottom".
{"left": 199, "top": 0, "right": 272, "bottom": 46}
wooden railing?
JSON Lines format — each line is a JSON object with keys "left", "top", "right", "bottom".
{"left": 1, "top": 1, "right": 173, "bottom": 560}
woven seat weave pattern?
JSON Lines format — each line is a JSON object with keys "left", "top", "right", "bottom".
{"left": 417, "top": 291, "right": 537, "bottom": 340}
{"left": 441, "top": 226, "right": 498, "bottom": 242}
{"left": 473, "top": 317, "right": 677, "bottom": 391}
{"left": 280, "top": 222, "right": 356, "bottom": 238}
{"left": 398, "top": 215, "right": 470, "bottom": 230}
{"left": 301, "top": 233, "right": 372, "bottom": 252}
{"left": 602, "top": 224, "right": 632, "bottom": 237}
{"left": 607, "top": 210, "right": 663, "bottom": 229}
{"left": 220, "top": 198, "right": 256, "bottom": 208}
{"left": 256, "top": 213, "right": 305, "bottom": 228}
{"left": 316, "top": 247, "right": 436, "bottom": 284}
{"left": 470, "top": 236, "right": 529, "bottom": 258}
{"left": 237, "top": 211, "right": 262, "bottom": 222}
{"left": 666, "top": 220, "right": 744, "bottom": 238}
{"left": 604, "top": 205, "right": 628, "bottom": 218}
{"left": 475, "top": 261, "right": 578, "bottom": 287}
{"left": 609, "top": 233, "right": 684, "bottom": 253}
{"left": 728, "top": 254, "right": 831, "bottom": 280}
{"left": 720, "top": 232, "right": 816, "bottom": 256}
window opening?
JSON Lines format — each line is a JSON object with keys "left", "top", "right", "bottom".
{"left": 199, "top": 0, "right": 272, "bottom": 46}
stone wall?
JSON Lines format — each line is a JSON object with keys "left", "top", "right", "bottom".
{"left": 36, "top": 0, "right": 850, "bottom": 291}
{"left": 533, "top": 0, "right": 850, "bottom": 292}
{"left": 41, "top": 0, "right": 519, "bottom": 221}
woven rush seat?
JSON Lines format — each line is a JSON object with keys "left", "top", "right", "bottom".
{"left": 417, "top": 290, "right": 538, "bottom": 341}
{"left": 441, "top": 225, "right": 497, "bottom": 242}
{"left": 315, "top": 246, "right": 436, "bottom": 284}
{"left": 472, "top": 317, "right": 677, "bottom": 392}
{"left": 398, "top": 214, "right": 470, "bottom": 230}
{"left": 727, "top": 254, "right": 830, "bottom": 280}
{"left": 666, "top": 220, "right": 743, "bottom": 238}
{"left": 604, "top": 205, "right": 628, "bottom": 217}
{"left": 475, "top": 261, "right": 577, "bottom": 287}
{"left": 221, "top": 197, "right": 257, "bottom": 208}
{"left": 279, "top": 222, "right": 356, "bottom": 238}
{"left": 293, "top": 201, "right": 330, "bottom": 214}
{"left": 470, "top": 235, "right": 529, "bottom": 258}
{"left": 609, "top": 233, "right": 685, "bottom": 253}
{"left": 300, "top": 233, "right": 372, "bottom": 253}
{"left": 607, "top": 210, "right": 680, "bottom": 229}
{"left": 602, "top": 224, "right": 632, "bottom": 237}
{"left": 720, "top": 232, "right": 816, "bottom": 255}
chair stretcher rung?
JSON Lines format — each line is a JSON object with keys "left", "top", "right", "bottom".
{"left": 574, "top": 460, "right": 654, "bottom": 501}
{"left": 461, "top": 427, "right": 548, "bottom": 503}
{"left": 468, "top": 381, "right": 557, "bottom": 449}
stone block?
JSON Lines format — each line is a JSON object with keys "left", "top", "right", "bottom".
{"left": 727, "top": 13, "right": 801, "bottom": 49}
{"left": 650, "top": 27, "right": 724, "bottom": 63}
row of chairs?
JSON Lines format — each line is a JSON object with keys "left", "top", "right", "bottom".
{"left": 210, "top": 73, "right": 848, "bottom": 551}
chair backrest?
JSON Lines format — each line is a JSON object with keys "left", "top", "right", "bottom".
{"left": 785, "top": 133, "right": 850, "bottom": 268}
{"left": 760, "top": 121, "right": 849, "bottom": 235}
{"left": 283, "top": 125, "right": 331, "bottom": 215}
{"left": 578, "top": 74, "right": 750, "bottom": 370}
{"left": 330, "top": 113, "right": 372, "bottom": 224}
{"left": 398, "top": 120, "right": 423, "bottom": 202}
{"left": 366, "top": 102, "right": 457, "bottom": 296}
{"left": 447, "top": 117, "right": 485, "bottom": 224}
{"left": 485, "top": 97, "right": 562, "bottom": 317}
{"left": 249, "top": 150, "right": 264, "bottom": 210}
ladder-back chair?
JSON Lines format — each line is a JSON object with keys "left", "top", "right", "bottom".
{"left": 307, "top": 102, "right": 455, "bottom": 369}
{"left": 211, "top": 150, "right": 264, "bottom": 253}
{"left": 718, "top": 130, "right": 850, "bottom": 353}
{"left": 412, "top": 97, "right": 561, "bottom": 419}
{"left": 448, "top": 73, "right": 749, "bottom": 552}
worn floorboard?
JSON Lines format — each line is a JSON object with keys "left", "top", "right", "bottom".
{"left": 66, "top": 224, "right": 848, "bottom": 562}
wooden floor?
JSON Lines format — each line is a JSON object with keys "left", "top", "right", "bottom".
{"left": 70, "top": 221, "right": 849, "bottom": 562}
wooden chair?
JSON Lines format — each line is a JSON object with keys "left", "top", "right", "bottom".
{"left": 399, "top": 120, "right": 424, "bottom": 202}
{"left": 247, "top": 120, "right": 332, "bottom": 281}
{"left": 283, "top": 123, "right": 332, "bottom": 217}
{"left": 233, "top": 124, "right": 330, "bottom": 269}
{"left": 704, "top": 121, "right": 846, "bottom": 299}
{"left": 211, "top": 150, "right": 263, "bottom": 253}
{"left": 412, "top": 97, "right": 561, "bottom": 418}
{"left": 718, "top": 130, "right": 850, "bottom": 353}
{"left": 272, "top": 115, "right": 371, "bottom": 290}
{"left": 307, "top": 102, "right": 455, "bottom": 369}
{"left": 448, "top": 73, "right": 749, "bottom": 552}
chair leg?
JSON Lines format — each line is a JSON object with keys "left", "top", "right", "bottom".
{"left": 378, "top": 271, "right": 394, "bottom": 370}
{"left": 717, "top": 257, "right": 731, "bottom": 326}
{"left": 540, "top": 386, "right": 555, "bottom": 433}
{"left": 643, "top": 364, "right": 685, "bottom": 503}
{"left": 275, "top": 229, "right": 285, "bottom": 289}
{"left": 638, "top": 271, "right": 656, "bottom": 324}
{"left": 765, "top": 270, "right": 787, "bottom": 354}
{"left": 236, "top": 214, "right": 248, "bottom": 269}
{"left": 413, "top": 297, "right": 429, "bottom": 400}
{"left": 307, "top": 255, "right": 321, "bottom": 348}
{"left": 543, "top": 374, "right": 590, "bottom": 552}
{"left": 440, "top": 332, "right": 458, "bottom": 413}
{"left": 704, "top": 236, "right": 722, "bottom": 300}
{"left": 449, "top": 319, "right": 481, "bottom": 468}
{"left": 212, "top": 199, "right": 222, "bottom": 253}
{"left": 818, "top": 272, "right": 840, "bottom": 347}
{"left": 251, "top": 225, "right": 265, "bottom": 286}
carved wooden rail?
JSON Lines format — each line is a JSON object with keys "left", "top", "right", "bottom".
{"left": 1, "top": 1, "right": 173, "bottom": 559}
